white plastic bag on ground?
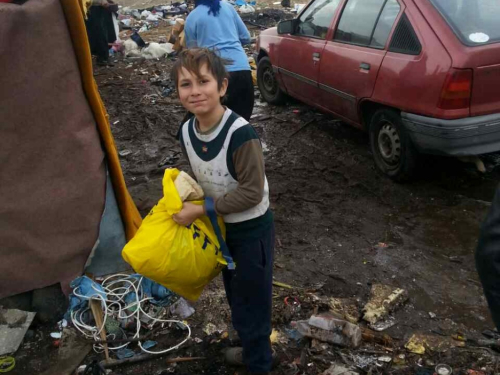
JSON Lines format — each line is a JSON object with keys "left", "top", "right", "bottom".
{"left": 142, "top": 42, "right": 174, "bottom": 59}
{"left": 141, "top": 10, "right": 152, "bottom": 18}
{"left": 146, "top": 14, "right": 160, "bottom": 21}
{"left": 239, "top": 4, "right": 255, "bottom": 13}
{"left": 124, "top": 39, "right": 140, "bottom": 56}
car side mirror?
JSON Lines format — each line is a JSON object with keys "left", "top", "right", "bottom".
{"left": 277, "top": 19, "right": 297, "bottom": 35}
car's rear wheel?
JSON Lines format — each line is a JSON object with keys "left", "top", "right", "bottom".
{"left": 257, "top": 57, "right": 286, "bottom": 105}
{"left": 369, "top": 108, "right": 418, "bottom": 182}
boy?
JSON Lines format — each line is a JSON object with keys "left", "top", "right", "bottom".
{"left": 170, "top": 49, "right": 275, "bottom": 375}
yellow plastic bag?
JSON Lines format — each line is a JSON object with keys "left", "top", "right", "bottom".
{"left": 122, "top": 168, "right": 226, "bottom": 301}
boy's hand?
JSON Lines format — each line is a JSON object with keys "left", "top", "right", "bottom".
{"left": 172, "top": 202, "right": 205, "bottom": 226}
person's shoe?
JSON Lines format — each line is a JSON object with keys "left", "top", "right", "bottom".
{"left": 224, "top": 347, "right": 278, "bottom": 368}
{"left": 224, "top": 347, "right": 244, "bottom": 366}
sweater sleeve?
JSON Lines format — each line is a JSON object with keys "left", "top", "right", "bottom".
{"left": 214, "top": 127, "right": 265, "bottom": 215}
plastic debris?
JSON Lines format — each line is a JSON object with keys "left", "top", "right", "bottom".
{"left": 378, "top": 355, "right": 392, "bottom": 363}
{"left": 435, "top": 364, "right": 453, "bottom": 375}
{"left": 270, "top": 329, "right": 288, "bottom": 345}
{"left": 0, "top": 356, "right": 15, "bottom": 373}
{"left": 363, "top": 284, "right": 408, "bottom": 324}
{"left": 285, "top": 326, "right": 304, "bottom": 342}
{"left": 50, "top": 332, "right": 62, "bottom": 339}
{"left": 321, "top": 363, "right": 359, "bottom": 375}
{"left": 239, "top": 4, "right": 255, "bottom": 13}
{"left": 203, "top": 323, "right": 220, "bottom": 336}
{"left": 170, "top": 298, "right": 195, "bottom": 319}
{"left": 370, "top": 316, "right": 396, "bottom": 331}
{"left": 296, "top": 313, "right": 362, "bottom": 348}
{"left": 119, "top": 150, "right": 132, "bottom": 157}
{"left": 329, "top": 297, "right": 360, "bottom": 324}
{"left": 352, "top": 354, "right": 378, "bottom": 370}
{"left": 405, "top": 333, "right": 465, "bottom": 354}
{"left": 142, "top": 340, "right": 157, "bottom": 350}
{"left": 116, "top": 347, "right": 135, "bottom": 359}
{"left": 0, "top": 308, "right": 36, "bottom": 356}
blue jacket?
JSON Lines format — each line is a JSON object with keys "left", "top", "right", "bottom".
{"left": 185, "top": 1, "right": 251, "bottom": 72}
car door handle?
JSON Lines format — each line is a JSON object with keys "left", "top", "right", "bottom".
{"left": 360, "top": 62, "right": 371, "bottom": 70}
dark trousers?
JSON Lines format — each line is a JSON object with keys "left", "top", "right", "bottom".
{"left": 222, "top": 225, "right": 275, "bottom": 374}
{"left": 477, "top": 186, "right": 500, "bottom": 329}
{"left": 225, "top": 70, "right": 255, "bottom": 121}
{"left": 85, "top": 6, "right": 116, "bottom": 63}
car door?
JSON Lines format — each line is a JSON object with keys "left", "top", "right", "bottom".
{"left": 277, "top": 0, "right": 342, "bottom": 105}
{"left": 318, "top": 0, "right": 402, "bottom": 125}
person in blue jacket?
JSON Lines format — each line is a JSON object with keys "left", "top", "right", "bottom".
{"left": 184, "top": 0, "right": 254, "bottom": 120}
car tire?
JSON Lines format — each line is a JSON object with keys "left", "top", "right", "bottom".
{"left": 257, "top": 57, "right": 286, "bottom": 105}
{"left": 369, "top": 108, "right": 419, "bottom": 182}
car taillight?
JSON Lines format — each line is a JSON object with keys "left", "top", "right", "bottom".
{"left": 438, "top": 69, "right": 472, "bottom": 110}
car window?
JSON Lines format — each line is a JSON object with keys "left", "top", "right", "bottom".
{"left": 334, "top": 0, "right": 400, "bottom": 47}
{"left": 371, "top": 0, "right": 400, "bottom": 47}
{"left": 296, "top": 0, "right": 341, "bottom": 39}
{"left": 430, "top": 0, "right": 500, "bottom": 46}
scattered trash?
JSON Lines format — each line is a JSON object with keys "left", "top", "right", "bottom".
{"left": 285, "top": 326, "right": 304, "bottom": 342}
{"left": 239, "top": 4, "right": 256, "bottom": 13}
{"left": 370, "top": 316, "right": 396, "bottom": 331}
{"left": 169, "top": 298, "right": 195, "bottom": 319}
{"left": 361, "top": 327, "right": 393, "bottom": 346}
{"left": 270, "top": 329, "right": 288, "bottom": 345}
{"left": 273, "top": 280, "right": 293, "bottom": 289}
{"left": 352, "top": 354, "right": 378, "bottom": 370}
{"left": 193, "top": 337, "right": 203, "bottom": 344}
{"left": 130, "top": 32, "right": 147, "bottom": 48}
{"left": 0, "top": 308, "right": 36, "bottom": 356}
{"left": 119, "top": 149, "right": 133, "bottom": 157}
{"left": 203, "top": 323, "right": 220, "bottom": 336}
{"left": 329, "top": 297, "right": 360, "bottom": 324}
{"left": 116, "top": 347, "right": 135, "bottom": 359}
{"left": 142, "top": 340, "right": 157, "bottom": 350}
{"left": 0, "top": 356, "right": 15, "bottom": 373}
{"left": 405, "top": 333, "right": 465, "bottom": 354}
{"left": 296, "top": 313, "right": 362, "bottom": 348}
{"left": 435, "top": 364, "right": 453, "bottom": 375}
{"left": 466, "top": 370, "right": 486, "bottom": 375}
{"left": 363, "top": 284, "right": 408, "bottom": 324}
{"left": 142, "top": 42, "right": 174, "bottom": 59}
{"left": 321, "top": 363, "right": 359, "bottom": 375}
{"left": 50, "top": 332, "right": 62, "bottom": 339}
{"left": 66, "top": 274, "right": 189, "bottom": 356}
{"left": 393, "top": 353, "right": 406, "bottom": 366}
{"left": 293, "top": 3, "right": 305, "bottom": 12}
{"left": 429, "top": 312, "right": 437, "bottom": 319}
{"left": 378, "top": 356, "right": 392, "bottom": 363}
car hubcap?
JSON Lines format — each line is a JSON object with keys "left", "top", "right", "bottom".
{"left": 378, "top": 122, "right": 401, "bottom": 166}
{"left": 262, "top": 68, "right": 277, "bottom": 95}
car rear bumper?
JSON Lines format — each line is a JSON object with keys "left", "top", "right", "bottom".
{"left": 401, "top": 112, "right": 500, "bottom": 156}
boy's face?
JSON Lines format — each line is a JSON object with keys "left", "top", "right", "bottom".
{"left": 177, "top": 63, "right": 228, "bottom": 117}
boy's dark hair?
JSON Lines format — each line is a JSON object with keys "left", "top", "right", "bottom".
{"left": 171, "top": 48, "right": 230, "bottom": 91}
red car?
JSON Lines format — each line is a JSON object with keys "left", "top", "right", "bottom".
{"left": 255, "top": 0, "right": 500, "bottom": 180}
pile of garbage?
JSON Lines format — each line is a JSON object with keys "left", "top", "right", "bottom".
{"left": 267, "top": 282, "right": 498, "bottom": 375}
{"left": 65, "top": 274, "right": 194, "bottom": 361}
{"left": 117, "top": 3, "right": 187, "bottom": 33}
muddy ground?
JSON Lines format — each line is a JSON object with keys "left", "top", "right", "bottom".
{"left": 9, "top": 19, "right": 500, "bottom": 375}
